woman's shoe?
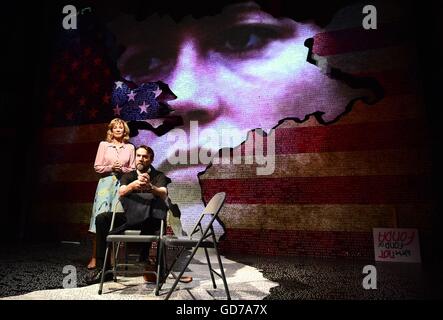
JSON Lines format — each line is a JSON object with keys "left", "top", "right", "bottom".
{"left": 87, "top": 258, "right": 97, "bottom": 270}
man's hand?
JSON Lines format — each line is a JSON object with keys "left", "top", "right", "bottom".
{"left": 131, "top": 179, "right": 147, "bottom": 191}
{"left": 137, "top": 173, "right": 150, "bottom": 184}
{"left": 119, "top": 173, "right": 157, "bottom": 197}
{"left": 136, "top": 173, "right": 152, "bottom": 191}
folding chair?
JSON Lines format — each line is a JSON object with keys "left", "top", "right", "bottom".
{"left": 98, "top": 199, "right": 166, "bottom": 296}
{"left": 158, "top": 192, "right": 231, "bottom": 300}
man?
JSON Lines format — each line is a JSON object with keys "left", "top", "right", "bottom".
{"left": 86, "top": 145, "right": 170, "bottom": 285}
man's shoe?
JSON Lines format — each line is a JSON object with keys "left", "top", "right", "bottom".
{"left": 142, "top": 257, "right": 159, "bottom": 283}
{"left": 178, "top": 276, "right": 193, "bottom": 283}
{"left": 143, "top": 272, "right": 157, "bottom": 283}
{"left": 143, "top": 263, "right": 157, "bottom": 283}
{"left": 86, "top": 269, "right": 113, "bottom": 285}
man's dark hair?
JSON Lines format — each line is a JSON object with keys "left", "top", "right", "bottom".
{"left": 137, "top": 145, "right": 154, "bottom": 159}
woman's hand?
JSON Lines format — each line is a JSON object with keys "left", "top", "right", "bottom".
{"left": 112, "top": 160, "right": 122, "bottom": 172}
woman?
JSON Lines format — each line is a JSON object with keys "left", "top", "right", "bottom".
{"left": 87, "top": 118, "right": 135, "bottom": 269}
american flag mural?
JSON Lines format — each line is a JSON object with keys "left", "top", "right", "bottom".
{"left": 34, "top": 8, "right": 176, "bottom": 239}
{"left": 200, "top": 2, "right": 433, "bottom": 258}
{"left": 31, "top": 0, "right": 434, "bottom": 259}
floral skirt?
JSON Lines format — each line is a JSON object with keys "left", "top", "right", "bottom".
{"left": 88, "top": 175, "right": 124, "bottom": 233}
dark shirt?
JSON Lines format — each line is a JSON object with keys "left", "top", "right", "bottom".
{"left": 120, "top": 166, "right": 170, "bottom": 191}
{"left": 118, "top": 166, "right": 171, "bottom": 229}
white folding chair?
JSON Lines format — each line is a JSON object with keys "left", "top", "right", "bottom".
{"left": 98, "top": 199, "right": 166, "bottom": 296}
{"left": 157, "top": 192, "right": 230, "bottom": 300}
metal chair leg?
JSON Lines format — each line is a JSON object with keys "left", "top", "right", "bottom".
{"left": 154, "top": 241, "right": 163, "bottom": 296}
{"left": 98, "top": 244, "right": 110, "bottom": 295}
{"left": 204, "top": 247, "right": 217, "bottom": 289}
{"left": 124, "top": 242, "right": 129, "bottom": 270}
{"left": 157, "top": 240, "right": 175, "bottom": 293}
{"left": 165, "top": 245, "right": 200, "bottom": 300}
{"left": 212, "top": 243, "right": 231, "bottom": 300}
{"left": 112, "top": 242, "right": 118, "bottom": 282}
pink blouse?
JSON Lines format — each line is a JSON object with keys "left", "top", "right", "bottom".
{"left": 94, "top": 141, "right": 136, "bottom": 174}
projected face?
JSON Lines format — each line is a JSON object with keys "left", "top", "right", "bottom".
{"left": 109, "top": 1, "right": 371, "bottom": 177}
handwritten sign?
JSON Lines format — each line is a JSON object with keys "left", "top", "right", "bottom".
{"left": 373, "top": 228, "right": 421, "bottom": 263}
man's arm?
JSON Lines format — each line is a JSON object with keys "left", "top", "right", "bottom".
{"left": 149, "top": 171, "right": 169, "bottom": 200}
{"left": 119, "top": 171, "right": 168, "bottom": 199}
{"left": 119, "top": 173, "right": 146, "bottom": 197}
{"left": 149, "top": 185, "right": 167, "bottom": 200}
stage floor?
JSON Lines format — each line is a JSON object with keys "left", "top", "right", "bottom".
{"left": 0, "top": 242, "right": 442, "bottom": 300}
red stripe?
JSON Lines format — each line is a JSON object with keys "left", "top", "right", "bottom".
{"left": 0, "top": 128, "right": 17, "bottom": 138}
{"left": 28, "top": 224, "right": 431, "bottom": 259}
{"left": 25, "top": 222, "right": 90, "bottom": 241}
{"left": 313, "top": 23, "right": 407, "bottom": 56}
{"left": 39, "top": 174, "right": 431, "bottom": 204}
{"left": 201, "top": 175, "right": 431, "bottom": 205}
{"left": 357, "top": 70, "right": 418, "bottom": 96}
{"left": 39, "top": 142, "right": 98, "bottom": 164}
{"left": 38, "top": 181, "right": 98, "bottom": 203}
{"left": 25, "top": 223, "right": 374, "bottom": 258}
{"left": 39, "top": 119, "right": 428, "bottom": 164}
{"left": 219, "top": 228, "right": 373, "bottom": 258}
{"left": 241, "top": 119, "right": 428, "bottom": 155}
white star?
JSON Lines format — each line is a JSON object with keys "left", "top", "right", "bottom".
{"left": 138, "top": 101, "right": 149, "bottom": 113}
{"left": 153, "top": 87, "right": 162, "bottom": 98}
{"left": 127, "top": 90, "right": 136, "bottom": 101}
{"left": 113, "top": 104, "right": 122, "bottom": 116}
{"left": 115, "top": 81, "right": 123, "bottom": 89}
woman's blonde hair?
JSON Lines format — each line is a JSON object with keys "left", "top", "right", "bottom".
{"left": 106, "top": 118, "right": 130, "bottom": 143}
